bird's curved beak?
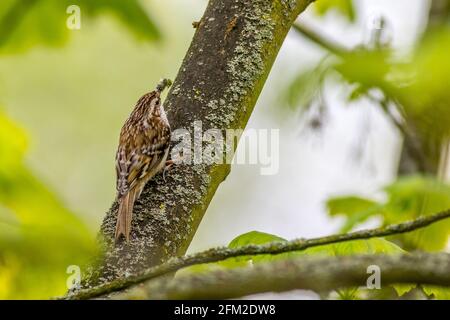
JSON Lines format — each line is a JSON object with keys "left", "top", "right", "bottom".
{"left": 156, "top": 78, "right": 173, "bottom": 92}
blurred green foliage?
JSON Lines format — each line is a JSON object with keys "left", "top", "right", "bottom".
{"left": 285, "top": 61, "right": 328, "bottom": 111}
{"left": 287, "top": 5, "right": 450, "bottom": 297}
{"left": 0, "top": 0, "right": 189, "bottom": 299}
{"left": 0, "top": 0, "right": 160, "bottom": 299}
{"left": 0, "top": 110, "right": 95, "bottom": 299}
{"left": 0, "top": 0, "right": 160, "bottom": 54}
{"left": 313, "top": 0, "right": 356, "bottom": 22}
{"left": 341, "top": 30, "right": 450, "bottom": 153}
{"left": 397, "top": 30, "right": 450, "bottom": 148}
{"left": 0, "top": 0, "right": 162, "bottom": 299}
{"left": 327, "top": 196, "right": 381, "bottom": 233}
{"left": 423, "top": 285, "right": 450, "bottom": 300}
{"left": 327, "top": 176, "right": 450, "bottom": 251}
{"left": 285, "top": 16, "right": 450, "bottom": 160}
{"left": 326, "top": 176, "right": 450, "bottom": 299}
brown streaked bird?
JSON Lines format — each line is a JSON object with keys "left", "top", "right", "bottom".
{"left": 115, "top": 79, "right": 172, "bottom": 242}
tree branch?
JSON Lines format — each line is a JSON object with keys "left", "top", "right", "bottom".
{"left": 66, "top": 208, "right": 450, "bottom": 299}
{"left": 115, "top": 253, "right": 450, "bottom": 299}
{"left": 292, "top": 22, "right": 348, "bottom": 56}
{"left": 292, "top": 22, "right": 435, "bottom": 174}
{"left": 81, "top": 0, "right": 314, "bottom": 289}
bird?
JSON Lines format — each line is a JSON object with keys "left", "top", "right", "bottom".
{"left": 114, "top": 79, "right": 172, "bottom": 242}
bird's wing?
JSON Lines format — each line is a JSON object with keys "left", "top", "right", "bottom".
{"left": 116, "top": 117, "right": 170, "bottom": 197}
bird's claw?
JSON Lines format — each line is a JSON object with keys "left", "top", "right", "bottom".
{"left": 163, "top": 159, "right": 175, "bottom": 182}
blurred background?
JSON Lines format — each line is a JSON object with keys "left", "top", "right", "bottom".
{"left": 0, "top": 0, "right": 449, "bottom": 299}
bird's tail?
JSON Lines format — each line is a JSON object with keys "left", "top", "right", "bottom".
{"left": 115, "top": 189, "right": 136, "bottom": 242}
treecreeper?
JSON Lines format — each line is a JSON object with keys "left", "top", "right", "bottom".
{"left": 114, "top": 79, "right": 172, "bottom": 242}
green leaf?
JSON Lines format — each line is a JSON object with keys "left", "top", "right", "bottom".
{"left": 223, "top": 231, "right": 287, "bottom": 266}
{"left": 383, "top": 176, "right": 450, "bottom": 251}
{"left": 0, "top": 0, "right": 160, "bottom": 54}
{"left": 178, "top": 232, "right": 287, "bottom": 276}
{"left": 325, "top": 176, "right": 450, "bottom": 251}
{"left": 228, "top": 231, "right": 286, "bottom": 248}
{"left": 313, "top": 0, "right": 356, "bottom": 23}
{"left": 229, "top": 231, "right": 290, "bottom": 264}
{"left": 300, "top": 238, "right": 405, "bottom": 256}
{"left": 423, "top": 286, "right": 450, "bottom": 300}
{"left": 394, "top": 285, "right": 416, "bottom": 297}
{"left": 326, "top": 196, "right": 382, "bottom": 232}
{"left": 334, "top": 49, "right": 392, "bottom": 90}
{"left": 77, "top": 0, "right": 161, "bottom": 41}
{"left": 327, "top": 196, "right": 379, "bottom": 217}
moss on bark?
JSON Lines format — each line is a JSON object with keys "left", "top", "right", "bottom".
{"left": 80, "top": 0, "right": 313, "bottom": 290}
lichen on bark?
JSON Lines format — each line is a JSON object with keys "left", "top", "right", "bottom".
{"left": 79, "top": 0, "right": 312, "bottom": 291}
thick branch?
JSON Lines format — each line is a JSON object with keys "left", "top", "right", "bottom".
{"left": 82, "top": 0, "right": 313, "bottom": 288}
{"left": 116, "top": 253, "right": 450, "bottom": 299}
{"left": 66, "top": 208, "right": 450, "bottom": 299}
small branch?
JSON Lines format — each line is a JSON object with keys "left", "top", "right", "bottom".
{"left": 116, "top": 253, "right": 450, "bottom": 299}
{"left": 378, "top": 97, "right": 432, "bottom": 173}
{"left": 293, "top": 22, "right": 406, "bottom": 131}
{"left": 65, "top": 208, "right": 450, "bottom": 299}
{"left": 292, "top": 22, "right": 436, "bottom": 175}
{"left": 365, "top": 94, "right": 427, "bottom": 171}
{"left": 292, "top": 23, "right": 349, "bottom": 56}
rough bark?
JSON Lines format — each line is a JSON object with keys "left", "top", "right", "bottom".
{"left": 82, "top": 0, "right": 313, "bottom": 288}
{"left": 116, "top": 253, "right": 450, "bottom": 299}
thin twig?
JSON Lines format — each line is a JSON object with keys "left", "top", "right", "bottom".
{"left": 292, "top": 23, "right": 349, "bottom": 56}
{"left": 64, "top": 208, "right": 450, "bottom": 300}
{"left": 292, "top": 22, "right": 433, "bottom": 173}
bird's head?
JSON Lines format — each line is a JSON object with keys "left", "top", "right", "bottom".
{"left": 135, "top": 78, "right": 172, "bottom": 115}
